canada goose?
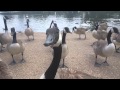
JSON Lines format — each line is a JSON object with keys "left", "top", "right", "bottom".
{"left": 72, "top": 26, "right": 87, "bottom": 39}
{"left": 49, "top": 21, "right": 71, "bottom": 68}
{"left": 92, "top": 27, "right": 119, "bottom": 67}
{"left": 92, "top": 23, "right": 107, "bottom": 41}
{"left": 40, "top": 27, "right": 100, "bottom": 79}
{"left": 49, "top": 20, "right": 54, "bottom": 28}
{"left": 52, "top": 27, "right": 71, "bottom": 68}
{"left": 59, "top": 27, "right": 72, "bottom": 68}
{"left": 111, "top": 30, "right": 120, "bottom": 53}
{"left": 0, "top": 58, "right": 12, "bottom": 79}
{"left": 0, "top": 16, "right": 12, "bottom": 52}
{"left": 7, "top": 27, "right": 25, "bottom": 65}
{"left": 98, "top": 22, "right": 108, "bottom": 31}
{"left": 24, "top": 16, "right": 34, "bottom": 41}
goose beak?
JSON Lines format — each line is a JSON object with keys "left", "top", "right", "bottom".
{"left": 44, "top": 35, "right": 54, "bottom": 47}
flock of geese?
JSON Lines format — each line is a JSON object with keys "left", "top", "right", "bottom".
{"left": 0, "top": 15, "right": 120, "bottom": 79}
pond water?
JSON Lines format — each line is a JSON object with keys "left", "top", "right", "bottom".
{"left": 0, "top": 11, "right": 120, "bottom": 33}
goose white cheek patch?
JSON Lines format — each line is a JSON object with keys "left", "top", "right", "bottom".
{"left": 53, "top": 32, "right": 62, "bottom": 47}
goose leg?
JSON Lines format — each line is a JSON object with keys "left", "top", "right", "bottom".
{"left": 102, "top": 57, "right": 109, "bottom": 66}
{"left": 0, "top": 44, "right": 4, "bottom": 52}
{"left": 0, "top": 46, "right": 3, "bottom": 52}
{"left": 84, "top": 34, "right": 86, "bottom": 39}
{"left": 2, "top": 45, "right": 5, "bottom": 48}
{"left": 9, "top": 55, "right": 16, "bottom": 65}
{"left": 116, "top": 47, "right": 120, "bottom": 53}
{"left": 94, "top": 55, "right": 101, "bottom": 67}
{"left": 114, "top": 44, "right": 120, "bottom": 53}
{"left": 59, "top": 59, "right": 68, "bottom": 68}
{"left": 33, "top": 35, "right": 34, "bottom": 40}
{"left": 79, "top": 34, "right": 81, "bottom": 39}
{"left": 28, "top": 36, "right": 30, "bottom": 41}
{"left": 20, "top": 52, "right": 25, "bottom": 63}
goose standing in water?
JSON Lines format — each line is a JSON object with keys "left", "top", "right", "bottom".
{"left": 40, "top": 27, "right": 100, "bottom": 79}
{"left": 25, "top": 16, "right": 34, "bottom": 41}
{"left": 0, "top": 58, "right": 12, "bottom": 79}
{"left": 92, "top": 27, "right": 119, "bottom": 67}
{"left": 7, "top": 27, "right": 25, "bottom": 65}
{"left": 0, "top": 16, "right": 12, "bottom": 52}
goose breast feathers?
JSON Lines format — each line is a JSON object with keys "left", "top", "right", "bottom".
{"left": 7, "top": 40, "right": 25, "bottom": 55}
{"left": 55, "top": 68, "right": 100, "bottom": 79}
{"left": 93, "top": 40, "right": 107, "bottom": 57}
{"left": 25, "top": 28, "right": 34, "bottom": 36}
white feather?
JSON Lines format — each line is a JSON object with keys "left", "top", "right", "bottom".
{"left": 40, "top": 73, "right": 45, "bottom": 79}
{"left": 53, "top": 32, "right": 62, "bottom": 47}
{"left": 103, "top": 43, "right": 115, "bottom": 57}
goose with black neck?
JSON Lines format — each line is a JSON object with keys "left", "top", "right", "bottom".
{"left": 92, "top": 27, "right": 119, "bottom": 67}
{"left": 0, "top": 16, "right": 12, "bottom": 52}
{"left": 7, "top": 27, "right": 25, "bottom": 65}
{"left": 25, "top": 16, "right": 34, "bottom": 41}
{"left": 49, "top": 21, "right": 71, "bottom": 68}
{"left": 40, "top": 26, "right": 101, "bottom": 79}
{"left": 59, "top": 27, "right": 71, "bottom": 68}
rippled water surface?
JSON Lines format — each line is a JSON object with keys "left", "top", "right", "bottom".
{"left": 0, "top": 11, "right": 120, "bottom": 33}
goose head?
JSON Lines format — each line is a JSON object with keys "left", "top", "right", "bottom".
{"left": 72, "top": 26, "right": 77, "bottom": 32}
{"left": 63, "top": 27, "right": 72, "bottom": 34}
{"left": 111, "top": 27, "right": 119, "bottom": 34}
{"left": 44, "top": 28, "right": 62, "bottom": 47}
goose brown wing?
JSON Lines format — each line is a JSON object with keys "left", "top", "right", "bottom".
{"left": 93, "top": 40, "right": 107, "bottom": 56}
{"left": 0, "top": 60, "right": 12, "bottom": 79}
{"left": 17, "top": 40, "right": 25, "bottom": 52}
{"left": 56, "top": 68, "right": 100, "bottom": 79}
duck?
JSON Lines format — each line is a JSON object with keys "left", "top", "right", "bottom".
{"left": 92, "top": 22, "right": 107, "bottom": 41}
{"left": 72, "top": 26, "right": 87, "bottom": 39}
{"left": 0, "top": 58, "right": 12, "bottom": 79}
{"left": 0, "top": 16, "right": 12, "bottom": 52}
{"left": 40, "top": 26, "right": 100, "bottom": 79}
{"left": 7, "top": 27, "right": 25, "bottom": 65}
{"left": 92, "top": 27, "right": 119, "bottom": 67}
{"left": 24, "top": 16, "right": 34, "bottom": 41}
